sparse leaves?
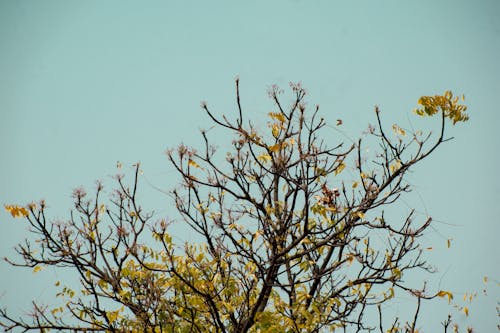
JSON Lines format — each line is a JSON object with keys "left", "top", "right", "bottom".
{"left": 0, "top": 83, "right": 473, "bottom": 333}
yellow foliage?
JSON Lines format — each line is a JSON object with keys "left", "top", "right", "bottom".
{"left": 352, "top": 211, "right": 365, "bottom": 219}
{"left": 271, "top": 124, "right": 280, "bottom": 138}
{"left": 463, "top": 306, "right": 469, "bottom": 316}
{"left": 389, "top": 160, "right": 402, "bottom": 173}
{"left": 257, "top": 153, "right": 272, "bottom": 163}
{"left": 2, "top": 88, "right": 473, "bottom": 332}
{"left": 51, "top": 306, "right": 63, "bottom": 316}
{"left": 33, "top": 265, "right": 43, "bottom": 273}
{"left": 391, "top": 268, "right": 402, "bottom": 280}
{"left": 268, "top": 112, "right": 286, "bottom": 123}
{"left": 188, "top": 159, "right": 201, "bottom": 168}
{"left": 436, "top": 290, "right": 454, "bottom": 303}
{"left": 383, "top": 287, "right": 395, "bottom": 300}
{"left": 106, "top": 307, "right": 124, "bottom": 324}
{"left": 334, "top": 163, "right": 345, "bottom": 175}
{"left": 4, "top": 204, "right": 29, "bottom": 218}
{"left": 268, "top": 143, "right": 281, "bottom": 153}
{"left": 196, "top": 203, "right": 208, "bottom": 214}
{"left": 415, "top": 91, "right": 468, "bottom": 124}
{"left": 392, "top": 124, "right": 406, "bottom": 136}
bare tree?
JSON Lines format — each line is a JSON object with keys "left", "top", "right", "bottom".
{"left": 1, "top": 80, "right": 470, "bottom": 332}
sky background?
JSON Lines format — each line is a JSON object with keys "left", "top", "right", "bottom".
{"left": 1, "top": 0, "right": 499, "bottom": 331}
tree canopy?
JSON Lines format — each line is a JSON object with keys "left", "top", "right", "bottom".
{"left": 1, "top": 80, "right": 472, "bottom": 332}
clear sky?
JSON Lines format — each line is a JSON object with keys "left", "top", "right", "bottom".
{"left": 1, "top": 0, "right": 499, "bottom": 331}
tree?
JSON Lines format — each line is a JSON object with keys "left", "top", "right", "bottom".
{"left": 1, "top": 80, "right": 471, "bottom": 332}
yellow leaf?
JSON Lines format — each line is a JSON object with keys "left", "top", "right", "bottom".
{"left": 33, "top": 265, "right": 43, "bottom": 273}
{"left": 386, "top": 287, "right": 395, "bottom": 300}
{"left": 334, "top": 163, "right": 345, "bottom": 175}
{"left": 196, "top": 203, "right": 208, "bottom": 214}
{"left": 4, "top": 205, "right": 29, "bottom": 218}
{"left": 389, "top": 160, "right": 402, "bottom": 173}
{"left": 447, "top": 238, "right": 452, "bottom": 248}
{"left": 352, "top": 181, "right": 359, "bottom": 188}
{"left": 331, "top": 298, "right": 341, "bottom": 308}
{"left": 268, "top": 112, "right": 286, "bottom": 123}
{"left": 392, "top": 268, "right": 401, "bottom": 280}
{"left": 463, "top": 306, "right": 469, "bottom": 316}
{"left": 253, "top": 229, "right": 264, "bottom": 240}
{"left": 271, "top": 124, "right": 280, "bottom": 138}
{"left": 392, "top": 124, "right": 406, "bottom": 136}
{"left": 188, "top": 159, "right": 200, "bottom": 168}
{"left": 51, "top": 307, "right": 63, "bottom": 315}
{"left": 269, "top": 144, "right": 281, "bottom": 153}
{"left": 436, "top": 290, "right": 453, "bottom": 303}
{"left": 106, "top": 309, "right": 122, "bottom": 324}
{"left": 257, "top": 153, "right": 272, "bottom": 163}
{"left": 483, "top": 276, "right": 488, "bottom": 284}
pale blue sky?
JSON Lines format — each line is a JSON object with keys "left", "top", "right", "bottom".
{"left": 1, "top": 0, "right": 499, "bottom": 331}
